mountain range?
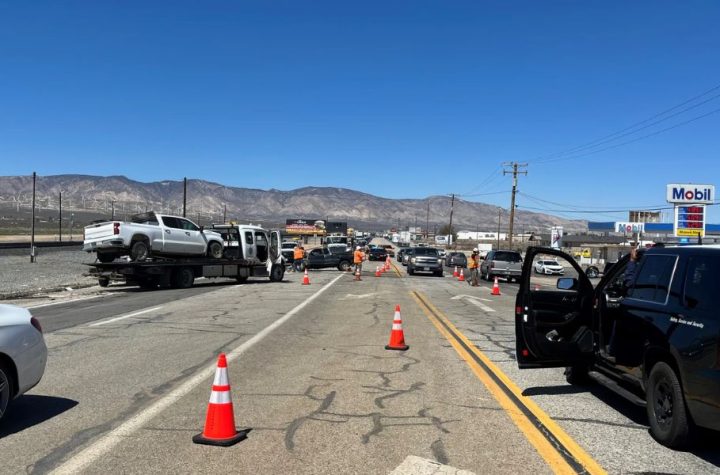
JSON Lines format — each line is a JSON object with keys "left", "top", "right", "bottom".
{"left": 0, "top": 175, "right": 586, "bottom": 233}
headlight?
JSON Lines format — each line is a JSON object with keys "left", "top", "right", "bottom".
{"left": 410, "top": 257, "right": 416, "bottom": 264}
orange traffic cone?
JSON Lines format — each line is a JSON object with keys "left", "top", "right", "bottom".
{"left": 385, "top": 305, "right": 409, "bottom": 351}
{"left": 375, "top": 265, "right": 381, "bottom": 277}
{"left": 453, "top": 266, "right": 459, "bottom": 278}
{"left": 491, "top": 276, "right": 501, "bottom": 296}
{"left": 458, "top": 269, "right": 465, "bottom": 282}
{"left": 302, "top": 269, "right": 310, "bottom": 285}
{"left": 354, "top": 267, "right": 362, "bottom": 281}
{"left": 193, "top": 353, "right": 250, "bottom": 447}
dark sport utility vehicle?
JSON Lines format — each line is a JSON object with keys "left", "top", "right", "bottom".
{"left": 515, "top": 245, "right": 720, "bottom": 448}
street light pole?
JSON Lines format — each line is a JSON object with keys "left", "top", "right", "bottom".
{"left": 30, "top": 172, "right": 36, "bottom": 263}
{"left": 496, "top": 208, "right": 502, "bottom": 250}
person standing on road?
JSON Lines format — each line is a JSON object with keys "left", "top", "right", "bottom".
{"left": 293, "top": 244, "right": 305, "bottom": 272}
{"left": 353, "top": 245, "right": 365, "bottom": 275}
{"left": 468, "top": 248, "right": 480, "bottom": 286}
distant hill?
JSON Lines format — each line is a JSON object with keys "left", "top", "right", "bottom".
{"left": 0, "top": 175, "right": 586, "bottom": 233}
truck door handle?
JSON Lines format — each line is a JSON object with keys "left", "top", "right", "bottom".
{"left": 165, "top": 230, "right": 171, "bottom": 234}
{"left": 185, "top": 232, "right": 190, "bottom": 236}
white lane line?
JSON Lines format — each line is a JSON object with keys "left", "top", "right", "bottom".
{"left": 88, "top": 306, "right": 164, "bottom": 327}
{"left": 51, "top": 272, "right": 344, "bottom": 475}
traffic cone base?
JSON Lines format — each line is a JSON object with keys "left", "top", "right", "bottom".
{"left": 193, "top": 428, "right": 251, "bottom": 447}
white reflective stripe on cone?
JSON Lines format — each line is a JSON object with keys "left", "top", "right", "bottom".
{"left": 394, "top": 312, "right": 401, "bottom": 320}
{"left": 392, "top": 323, "right": 403, "bottom": 330}
{"left": 213, "top": 367, "right": 229, "bottom": 386}
{"left": 209, "top": 390, "right": 232, "bottom": 404}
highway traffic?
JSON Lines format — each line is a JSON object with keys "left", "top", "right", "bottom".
{"left": 1, "top": 240, "right": 718, "bottom": 474}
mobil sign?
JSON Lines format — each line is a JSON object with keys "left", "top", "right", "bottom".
{"left": 666, "top": 184, "right": 715, "bottom": 204}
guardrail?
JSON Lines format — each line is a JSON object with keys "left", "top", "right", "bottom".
{"left": 0, "top": 241, "right": 83, "bottom": 250}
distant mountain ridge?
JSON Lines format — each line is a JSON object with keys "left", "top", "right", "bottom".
{"left": 0, "top": 174, "right": 586, "bottom": 232}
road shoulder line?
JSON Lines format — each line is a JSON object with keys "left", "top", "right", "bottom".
{"left": 411, "top": 290, "right": 606, "bottom": 475}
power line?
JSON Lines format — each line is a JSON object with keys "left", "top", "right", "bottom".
{"left": 534, "top": 105, "right": 720, "bottom": 165}
{"left": 532, "top": 82, "right": 720, "bottom": 163}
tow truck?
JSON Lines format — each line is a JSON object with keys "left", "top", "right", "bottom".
{"left": 87, "top": 224, "right": 285, "bottom": 290}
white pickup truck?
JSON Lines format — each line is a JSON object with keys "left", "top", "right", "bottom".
{"left": 83, "top": 212, "right": 224, "bottom": 262}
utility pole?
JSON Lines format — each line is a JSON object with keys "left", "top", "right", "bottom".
{"left": 503, "top": 162, "right": 528, "bottom": 248}
{"left": 425, "top": 201, "right": 430, "bottom": 240}
{"left": 447, "top": 194, "right": 455, "bottom": 249}
{"left": 183, "top": 177, "right": 187, "bottom": 217}
{"left": 111, "top": 200, "right": 115, "bottom": 220}
{"left": 58, "top": 191, "right": 62, "bottom": 242}
{"left": 223, "top": 203, "right": 227, "bottom": 223}
{"left": 30, "top": 172, "right": 36, "bottom": 263}
{"left": 496, "top": 208, "right": 502, "bottom": 250}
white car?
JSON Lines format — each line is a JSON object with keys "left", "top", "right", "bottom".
{"left": 534, "top": 259, "right": 565, "bottom": 275}
{"left": 0, "top": 305, "right": 47, "bottom": 421}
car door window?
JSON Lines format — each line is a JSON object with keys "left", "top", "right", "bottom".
{"left": 309, "top": 249, "right": 322, "bottom": 257}
{"left": 683, "top": 256, "right": 720, "bottom": 312}
{"left": 245, "top": 232, "right": 253, "bottom": 244}
{"left": 177, "top": 218, "right": 199, "bottom": 231}
{"left": 161, "top": 217, "right": 181, "bottom": 229}
{"left": 628, "top": 255, "right": 677, "bottom": 304}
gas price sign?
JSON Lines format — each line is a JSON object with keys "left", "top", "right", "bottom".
{"left": 674, "top": 204, "right": 706, "bottom": 237}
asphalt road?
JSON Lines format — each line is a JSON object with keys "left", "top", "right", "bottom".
{"left": 1, "top": 243, "right": 719, "bottom": 474}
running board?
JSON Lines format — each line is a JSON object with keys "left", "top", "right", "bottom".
{"left": 588, "top": 371, "right": 646, "bottom": 406}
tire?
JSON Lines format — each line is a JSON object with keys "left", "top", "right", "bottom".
{"left": 408, "top": 266, "right": 414, "bottom": 275}
{"left": 207, "top": 241, "right": 223, "bottom": 259}
{"left": 564, "top": 364, "right": 590, "bottom": 385}
{"left": 171, "top": 267, "right": 195, "bottom": 289}
{"left": 97, "top": 253, "right": 116, "bottom": 263}
{"left": 270, "top": 264, "right": 284, "bottom": 282}
{"left": 0, "top": 362, "right": 13, "bottom": 422}
{"left": 435, "top": 271, "right": 444, "bottom": 277}
{"left": 98, "top": 277, "right": 110, "bottom": 288}
{"left": 130, "top": 240, "right": 150, "bottom": 262}
{"left": 646, "top": 362, "right": 691, "bottom": 448}
{"left": 338, "top": 261, "right": 351, "bottom": 272}
{"left": 485, "top": 269, "right": 491, "bottom": 281}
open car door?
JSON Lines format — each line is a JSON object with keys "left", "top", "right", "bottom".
{"left": 516, "top": 247, "right": 595, "bottom": 369}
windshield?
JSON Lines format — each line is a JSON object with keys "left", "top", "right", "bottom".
{"left": 414, "top": 248, "right": 439, "bottom": 256}
{"left": 494, "top": 251, "right": 522, "bottom": 262}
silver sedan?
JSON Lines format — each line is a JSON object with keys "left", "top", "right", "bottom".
{"left": 0, "top": 304, "right": 47, "bottom": 421}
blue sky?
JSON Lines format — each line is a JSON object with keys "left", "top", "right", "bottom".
{"left": 2, "top": 1, "right": 720, "bottom": 223}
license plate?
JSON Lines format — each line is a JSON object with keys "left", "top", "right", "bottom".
{"left": 423, "top": 267, "right": 430, "bottom": 271}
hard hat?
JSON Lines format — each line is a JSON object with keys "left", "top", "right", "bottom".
{"left": 473, "top": 248, "right": 479, "bottom": 252}
{"left": 356, "top": 246, "right": 362, "bottom": 250}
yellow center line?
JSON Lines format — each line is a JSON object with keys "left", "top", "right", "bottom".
{"left": 411, "top": 291, "right": 606, "bottom": 475}
{"left": 391, "top": 260, "right": 402, "bottom": 277}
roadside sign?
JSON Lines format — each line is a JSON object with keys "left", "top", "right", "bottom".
{"left": 674, "top": 204, "right": 705, "bottom": 237}
{"left": 666, "top": 184, "right": 714, "bottom": 204}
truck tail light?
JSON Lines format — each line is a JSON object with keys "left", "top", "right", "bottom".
{"left": 31, "top": 316, "right": 43, "bottom": 334}
{"left": 113, "top": 222, "right": 120, "bottom": 235}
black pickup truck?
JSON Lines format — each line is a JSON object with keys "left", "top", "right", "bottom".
{"left": 304, "top": 247, "right": 353, "bottom": 271}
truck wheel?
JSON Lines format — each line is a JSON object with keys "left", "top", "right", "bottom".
{"left": 171, "top": 267, "right": 195, "bottom": 289}
{"left": 207, "top": 241, "right": 223, "bottom": 259}
{"left": 98, "top": 277, "right": 110, "bottom": 288}
{"left": 564, "top": 364, "right": 589, "bottom": 385}
{"left": 130, "top": 240, "right": 150, "bottom": 262}
{"left": 97, "top": 253, "right": 116, "bottom": 263}
{"left": 138, "top": 278, "right": 158, "bottom": 290}
{"left": 270, "top": 264, "right": 284, "bottom": 282}
{"left": 338, "top": 261, "right": 351, "bottom": 272}
{"left": 646, "top": 362, "right": 691, "bottom": 447}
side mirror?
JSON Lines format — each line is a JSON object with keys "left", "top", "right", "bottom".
{"left": 557, "top": 277, "right": 578, "bottom": 291}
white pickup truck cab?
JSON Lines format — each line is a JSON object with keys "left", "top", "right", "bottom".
{"left": 83, "top": 212, "right": 224, "bottom": 262}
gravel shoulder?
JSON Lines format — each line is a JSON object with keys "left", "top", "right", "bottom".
{"left": 0, "top": 247, "right": 97, "bottom": 300}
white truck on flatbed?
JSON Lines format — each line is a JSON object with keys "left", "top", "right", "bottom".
{"left": 83, "top": 212, "right": 224, "bottom": 263}
{"left": 87, "top": 223, "right": 286, "bottom": 289}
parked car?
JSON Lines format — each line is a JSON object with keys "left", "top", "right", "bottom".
{"left": 397, "top": 248, "right": 409, "bottom": 263}
{"left": 368, "top": 247, "right": 389, "bottom": 261}
{"left": 402, "top": 248, "right": 415, "bottom": 266}
{"left": 304, "top": 247, "right": 353, "bottom": 271}
{"left": 516, "top": 245, "right": 720, "bottom": 448}
{"left": 83, "top": 212, "right": 224, "bottom": 262}
{"left": 0, "top": 305, "right": 47, "bottom": 422}
{"left": 533, "top": 259, "right": 564, "bottom": 275}
{"left": 281, "top": 241, "right": 298, "bottom": 264}
{"left": 381, "top": 245, "right": 395, "bottom": 257}
{"left": 407, "top": 247, "right": 443, "bottom": 277}
{"left": 445, "top": 252, "right": 468, "bottom": 268}
{"left": 480, "top": 250, "right": 523, "bottom": 282}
